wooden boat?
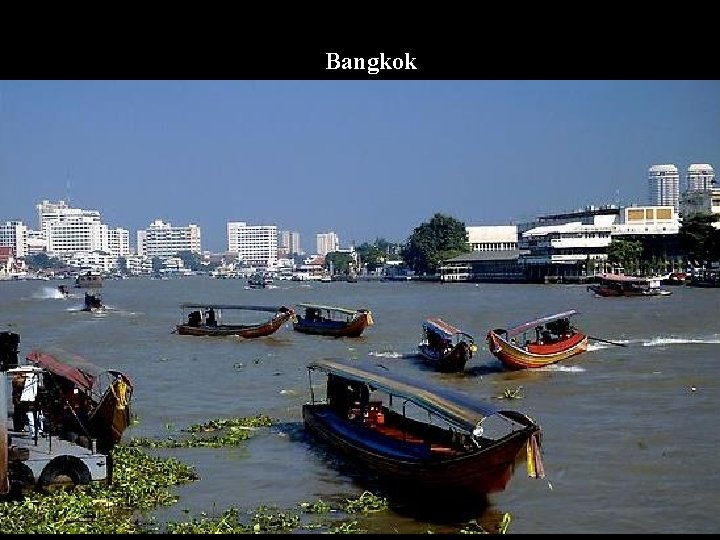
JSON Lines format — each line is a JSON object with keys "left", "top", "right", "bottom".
{"left": 293, "top": 304, "right": 374, "bottom": 338}
{"left": 81, "top": 291, "right": 104, "bottom": 312}
{"left": 175, "top": 303, "right": 295, "bottom": 338}
{"left": 587, "top": 273, "right": 671, "bottom": 297}
{"left": 24, "top": 348, "right": 133, "bottom": 453}
{"left": 417, "top": 318, "right": 477, "bottom": 372}
{"left": 487, "top": 310, "right": 589, "bottom": 370}
{"left": 303, "top": 359, "right": 544, "bottom": 498}
{"left": 74, "top": 270, "right": 103, "bottom": 289}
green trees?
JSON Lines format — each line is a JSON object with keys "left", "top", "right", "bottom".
{"left": 355, "top": 238, "right": 402, "bottom": 273}
{"left": 607, "top": 239, "right": 644, "bottom": 274}
{"left": 401, "top": 213, "right": 471, "bottom": 275}
{"left": 23, "top": 253, "right": 66, "bottom": 270}
{"left": 679, "top": 213, "right": 720, "bottom": 268}
{"left": 324, "top": 252, "right": 354, "bottom": 274}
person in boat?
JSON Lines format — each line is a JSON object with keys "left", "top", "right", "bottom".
{"left": 206, "top": 308, "right": 217, "bottom": 326}
{"left": 188, "top": 310, "right": 202, "bottom": 327}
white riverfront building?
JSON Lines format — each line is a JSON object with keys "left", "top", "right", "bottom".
{"left": 466, "top": 225, "right": 517, "bottom": 251}
{"left": 36, "top": 200, "right": 109, "bottom": 259}
{"left": 648, "top": 164, "right": 680, "bottom": 211}
{"left": 227, "top": 222, "right": 278, "bottom": 269}
{"left": 137, "top": 219, "right": 201, "bottom": 258}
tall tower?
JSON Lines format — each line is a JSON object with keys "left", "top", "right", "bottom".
{"left": 686, "top": 163, "right": 715, "bottom": 192}
{"left": 648, "top": 164, "right": 679, "bottom": 211}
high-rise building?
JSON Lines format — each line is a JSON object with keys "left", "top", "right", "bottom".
{"left": 278, "top": 230, "right": 302, "bottom": 258}
{"left": 35, "top": 200, "right": 109, "bottom": 258}
{"left": 648, "top": 164, "right": 680, "bottom": 211}
{"left": 138, "top": 219, "right": 201, "bottom": 258}
{"left": 0, "top": 221, "right": 29, "bottom": 257}
{"left": 316, "top": 232, "right": 339, "bottom": 257}
{"left": 107, "top": 227, "right": 131, "bottom": 257}
{"left": 686, "top": 163, "right": 715, "bottom": 192}
{"left": 227, "top": 222, "right": 278, "bottom": 268}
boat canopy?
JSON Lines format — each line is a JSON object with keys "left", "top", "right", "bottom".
{"left": 423, "top": 317, "right": 465, "bottom": 338}
{"left": 25, "top": 348, "right": 120, "bottom": 393}
{"left": 180, "top": 303, "right": 290, "bottom": 313}
{"left": 297, "top": 303, "right": 363, "bottom": 316}
{"left": 308, "top": 359, "right": 502, "bottom": 432}
{"left": 503, "top": 310, "right": 578, "bottom": 337}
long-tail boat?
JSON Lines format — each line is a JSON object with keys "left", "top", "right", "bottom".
{"left": 175, "top": 303, "right": 295, "bottom": 338}
{"left": 292, "top": 304, "right": 373, "bottom": 338}
{"left": 417, "top": 317, "right": 477, "bottom": 372}
{"left": 24, "top": 348, "right": 133, "bottom": 453}
{"left": 487, "top": 310, "right": 588, "bottom": 370}
{"left": 303, "top": 359, "right": 544, "bottom": 498}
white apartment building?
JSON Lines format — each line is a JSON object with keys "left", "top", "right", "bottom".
{"left": 648, "top": 164, "right": 680, "bottom": 211}
{"left": 26, "top": 230, "right": 48, "bottom": 255}
{"left": 0, "top": 221, "right": 29, "bottom": 257}
{"left": 316, "top": 232, "right": 339, "bottom": 257}
{"left": 36, "top": 200, "right": 109, "bottom": 259}
{"left": 686, "top": 163, "right": 715, "bottom": 192}
{"left": 122, "top": 254, "right": 154, "bottom": 276}
{"left": 227, "top": 222, "right": 278, "bottom": 269}
{"left": 67, "top": 250, "right": 117, "bottom": 273}
{"left": 466, "top": 226, "right": 517, "bottom": 251}
{"left": 137, "top": 220, "right": 201, "bottom": 258}
{"left": 107, "top": 227, "right": 130, "bottom": 257}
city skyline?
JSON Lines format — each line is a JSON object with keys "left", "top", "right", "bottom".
{"left": 2, "top": 81, "right": 719, "bottom": 251}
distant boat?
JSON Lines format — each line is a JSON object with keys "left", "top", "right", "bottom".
{"left": 293, "top": 304, "right": 374, "bottom": 338}
{"left": 81, "top": 292, "right": 105, "bottom": 312}
{"left": 487, "top": 310, "right": 589, "bottom": 370}
{"left": 303, "top": 359, "right": 544, "bottom": 498}
{"left": 175, "top": 303, "right": 295, "bottom": 338}
{"left": 57, "top": 284, "right": 70, "bottom": 297}
{"left": 417, "top": 318, "right": 477, "bottom": 372}
{"left": 247, "top": 272, "right": 273, "bottom": 288}
{"left": 688, "top": 269, "right": 720, "bottom": 288}
{"left": 74, "top": 271, "right": 103, "bottom": 289}
{"left": 587, "top": 273, "right": 671, "bottom": 297}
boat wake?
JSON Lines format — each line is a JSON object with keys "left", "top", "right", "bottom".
{"left": 590, "top": 336, "right": 720, "bottom": 348}
{"left": 34, "top": 286, "right": 69, "bottom": 299}
{"left": 368, "top": 351, "right": 412, "bottom": 359}
{"left": 534, "top": 364, "right": 585, "bottom": 372}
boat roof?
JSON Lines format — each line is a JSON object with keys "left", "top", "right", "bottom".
{"left": 297, "top": 303, "right": 363, "bottom": 315}
{"left": 180, "top": 304, "right": 289, "bottom": 312}
{"left": 308, "top": 359, "right": 501, "bottom": 431}
{"left": 25, "top": 348, "right": 113, "bottom": 393}
{"left": 505, "top": 310, "right": 578, "bottom": 336}
{"left": 423, "top": 317, "right": 465, "bottom": 338}
{"left": 599, "top": 273, "right": 651, "bottom": 282}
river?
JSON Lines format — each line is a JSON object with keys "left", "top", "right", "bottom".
{"left": 2, "top": 277, "right": 718, "bottom": 533}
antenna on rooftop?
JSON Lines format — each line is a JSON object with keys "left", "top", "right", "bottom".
{"left": 65, "top": 170, "right": 72, "bottom": 205}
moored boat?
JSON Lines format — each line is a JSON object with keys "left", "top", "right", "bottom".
{"left": 175, "top": 303, "right": 295, "bottom": 338}
{"left": 417, "top": 318, "right": 477, "bottom": 372}
{"left": 74, "top": 270, "right": 103, "bottom": 289}
{"left": 24, "top": 348, "right": 133, "bottom": 453}
{"left": 292, "top": 304, "right": 373, "bottom": 338}
{"left": 487, "top": 310, "right": 588, "bottom": 370}
{"left": 587, "top": 273, "right": 672, "bottom": 297}
{"left": 303, "top": 359, "right": 545, "bottom": 498}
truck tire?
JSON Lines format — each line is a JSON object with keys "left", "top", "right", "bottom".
{"left": 37, "top": 456, "right": 92, "bottom": 494}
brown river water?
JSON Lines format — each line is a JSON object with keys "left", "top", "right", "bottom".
{"left": 2, "top": 277, "right": 719, "bottom": 533}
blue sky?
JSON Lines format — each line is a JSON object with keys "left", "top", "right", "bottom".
{"left": 1, "top": 80, "right": 719, "bottom": 253}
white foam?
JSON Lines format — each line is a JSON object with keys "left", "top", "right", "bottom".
{"left": 33, "top": 286, "right": 67, "bottom": 299}
{"left": 368, "top": 351, "right": 406, "bottom": 359}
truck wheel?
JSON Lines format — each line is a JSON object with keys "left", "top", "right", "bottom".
{"left": 38, "top": 456, "right": 92, "bottom": 494}
{"left": 8, "top": 462, "right": 36, "bottom": 499}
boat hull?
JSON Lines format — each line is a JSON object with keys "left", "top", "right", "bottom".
{"left": 176, "top": 312, "right": 293, "bottom": 338}
{"left": 487, "top": 330, "right": 588, "bottom": 370}
{"left": 293, "top": 312, "right": 372, "bottom": 338}
{"left": 303, "top": 405, "right": 535, "bottom": 496}
{"left": 88, "top": 374, "right": 134, "bottom": 453}
{"left": 418, "top": 342, "right": 471, "bottom": 372}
